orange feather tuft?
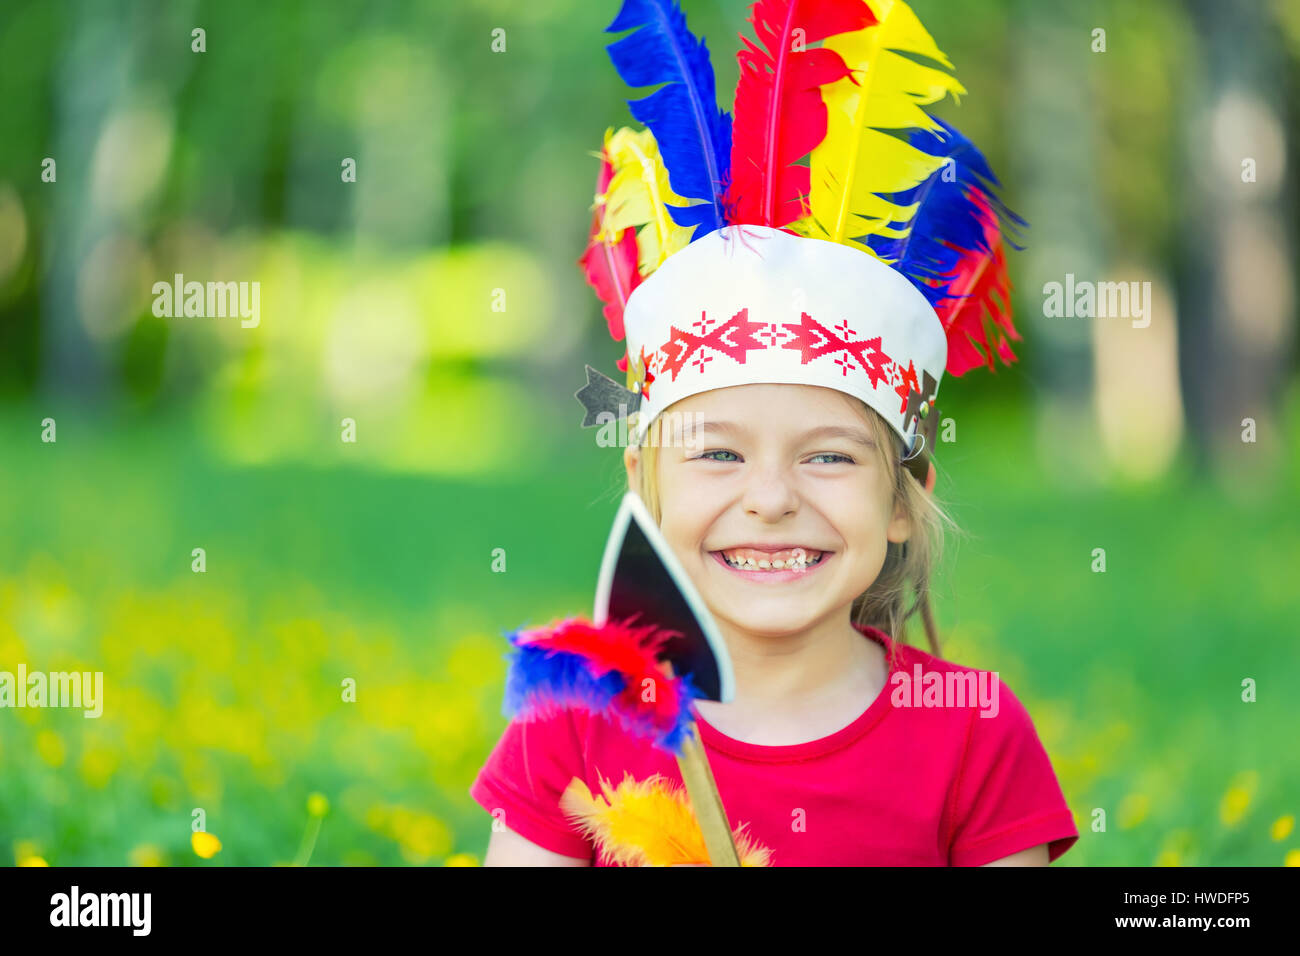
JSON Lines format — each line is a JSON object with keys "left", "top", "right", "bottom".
{"left": 560, "top": 773, "right": 772, "bottom": 867}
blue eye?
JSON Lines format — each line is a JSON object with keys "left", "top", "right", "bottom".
{"left": 696, "top": 450, "right": 740, "bottom": 462}
{"left": 693, "top": 450, "right": 852, "bottom": 464}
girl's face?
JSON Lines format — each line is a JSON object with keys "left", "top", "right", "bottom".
{"left": 625, "top": 384, "right": 911, "bottom": 637}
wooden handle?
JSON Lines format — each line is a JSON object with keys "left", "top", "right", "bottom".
{"left": 675, "top": 718, "right": 741, "bottom": 866}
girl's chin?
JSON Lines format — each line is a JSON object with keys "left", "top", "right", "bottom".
{"left": 707, "top": 600, "right": 829, "bottom": 637}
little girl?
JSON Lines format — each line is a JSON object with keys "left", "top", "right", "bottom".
{"left": 471, "top": 0, "right": 1077, "bottom": 866}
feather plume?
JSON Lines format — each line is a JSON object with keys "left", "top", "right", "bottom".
{"left": 864, "top": 120, "right": 1008, "bottom": 283}
{"left": 861, "top": 118, "right": 1024, "bottom": 375}
{"left": 578, "top": 137, "right": 642, "bottom": 347}
{"left": 599, "top": 127, "right": 695, "bottom": 278}
{"left": 934, "top": 187, "right": 1022, "bottom": 375}
{"left": 605, "top": 0, "right": 733, "bottom": 240}
{"left": 796, "top": 0, "right": 967, "bottom": 254}
{"left": 723, "top": 0, "right": 872, "bottom": 228}
{"left": 504, "top": 616, "right": 703, "bottom": 755}
{"left": 560, "top": 773, "right": 773, "bottom": 866}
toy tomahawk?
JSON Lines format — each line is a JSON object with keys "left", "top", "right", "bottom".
{"left": 503, "top": 491, "right": 743, "bottom": 866}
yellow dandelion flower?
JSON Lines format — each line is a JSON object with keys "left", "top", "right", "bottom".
{"left": 397, "top": 813, "right": 452, "bottom": 862}
{"left": 1284, "top": 849, "right": 1300, "bottom": 867}
{"left": 294, "top": 794, "right": 329, "bottom": 866}
{"left": 1219, "top": 786, "right": 1251, "bottom": 827}
{"left": 1156, "top": 827, "right": 1193, "bottom": 866}
{"left": 129, "top": 844, "right": 164, "bottom": 867}
{"left": 191, "top": 831, "right": 222, "bottom": 859}
{"left": 15, "top": 840, "right": 49, "bottom": 867}
{"left": 1270, "top": 815, "right": 1294, "bottom": 842}
{"left": 444, "top": 853, "right": 479, "bottom": 867}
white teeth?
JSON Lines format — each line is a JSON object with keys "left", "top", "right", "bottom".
{"left": 721, "top": 551, "right": 823, "bottom": 571}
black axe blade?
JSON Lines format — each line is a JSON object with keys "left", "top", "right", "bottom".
{"left": 593, "top": 492, "right": 734, "bottom": 703}
{"left": 575, "top": 364, "right": 642, "bottom": 428}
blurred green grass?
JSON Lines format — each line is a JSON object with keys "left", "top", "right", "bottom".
{"left": 1, "top": 391, "right": 1297, "bottom": 866}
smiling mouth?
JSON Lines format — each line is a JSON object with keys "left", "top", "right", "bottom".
{"left": 707, "top": 548, "right": 833, "bottom": 579}
{"left": 717, "top": 547, "right": 825, "bottom": 570}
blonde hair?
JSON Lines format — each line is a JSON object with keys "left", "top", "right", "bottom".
{"left": 625, "top": 394, "right": 961, "bottom": 657}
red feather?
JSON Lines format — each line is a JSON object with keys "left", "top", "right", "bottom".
{"left": 724, "top": 0, "right": 873, "bottom": 227}
{"left": 935, "top": 190, "right": 1023, "bottom": 376}
{"left": 516, "top": 616, "right": 687, "bottom": 739}
{"left": 578, "top": 150, "right": 642, "bottom": 353}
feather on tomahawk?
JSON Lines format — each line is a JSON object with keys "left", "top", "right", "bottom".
{"left": 561, "top": 773, "right": 772, "bottom": 867}
{"left": 505, "top": 613, "right": 746, "bottom": 866}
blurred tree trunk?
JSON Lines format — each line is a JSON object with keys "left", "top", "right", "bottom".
{"left": 1010, "top": 0, "right": 1107, "bottom": 485}
{"left": 40, "top": 4, "right": 128, "bottom": 397}
{"left": 1178, "top": 0, "right": 1294, "bottom": 490}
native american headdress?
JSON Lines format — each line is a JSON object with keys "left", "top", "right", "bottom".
{"left": 576, "top": 0, "right": 1025, "bottom": 477}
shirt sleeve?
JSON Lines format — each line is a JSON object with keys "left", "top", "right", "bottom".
{"left": 946, "top": 679, "right": 1078, "bottom": 866}
{"left": 469, "top": 708, "right": 595, "bottom": 861}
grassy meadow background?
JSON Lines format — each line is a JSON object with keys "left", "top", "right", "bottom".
{"left": 1, "top": 0, "right": 1298, "bottom": 865}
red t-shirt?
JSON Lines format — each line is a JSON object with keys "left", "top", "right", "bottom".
{"left": 470, "top": 622, "right": 1078, "bottom": 866}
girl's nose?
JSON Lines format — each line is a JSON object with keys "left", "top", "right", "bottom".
{"left": 741, "top": 466, "right": 799, "bottom": 520}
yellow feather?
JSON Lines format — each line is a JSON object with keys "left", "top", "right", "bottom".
{"left": 560, "top": 774, "right": 772, "bottom": 867}
{"left": 598, "top": 128, "right": 694, "bottom": 277}
{"left": 798, "top": 0, "right": 967, "bottom": 256}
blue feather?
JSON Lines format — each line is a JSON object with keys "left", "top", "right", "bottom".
{"left": 503, "top": 632, "right": 703, "bottom": 755}
{"left": 865, "top": 119, "right": 1025, "bottom": 306}
{"left": 605, "top": 0, "right": 732, "bottom": 241}
{"left": 504, "top": 643, "right": 626, "bottom": 718}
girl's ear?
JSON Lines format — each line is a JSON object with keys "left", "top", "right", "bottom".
{"left": 887, "top": 495, "right": 912, "bottom": 545}
{"left": 624, "top": 445, "right": 640, "bottom": 490}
